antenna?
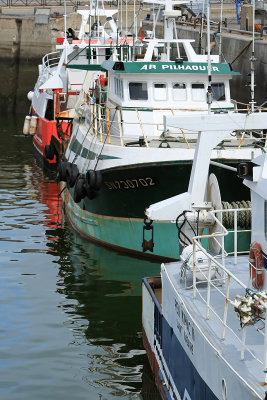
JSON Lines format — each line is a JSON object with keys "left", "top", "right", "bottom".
{"left": 63, "top": 0, "right": 68, "bottom": 64}
{"left": 219, "top": 0, "right": 223, "bottom": 61}
{"left": 250, "top": 0, "right": 256, "bottom": 113}
{"left": 206, "top": 0, "right": 212, "bottom": 114}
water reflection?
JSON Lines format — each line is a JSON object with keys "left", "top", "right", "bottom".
{"left": 0, "top": 114, "right": 161, "bottom": 399}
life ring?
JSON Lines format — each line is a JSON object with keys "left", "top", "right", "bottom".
{"left": 249, "top": 242, "right": 264, "bottom": 289}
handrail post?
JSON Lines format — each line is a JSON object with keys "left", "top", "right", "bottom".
{"left": 136, "top": 109, "right": 149, "bottom": 147}
{"left": 93, "top": 103, "right": 97, "bottom": 136}
{"left": 264, "top": 310, "right": 267, "bottom": 384}
{"left": 222, "top": 274, "right": 230, "bottom": 340}
{"left": 116, "top": 108, "right": 124, "bottom": 146}
{"left": 241, "top": 326, "right": 247, "bottom": 360}
{"left": 234, "top": 210, "right": 238, "bottom": 265}
{"left": 98, "top": 105, "right": 103, "bottom": 143}
{"left": 193, "top": 240, "right": 197, "bottom": 299}
{"left": 206, "top": 257, "right": 211, "bottom": 320}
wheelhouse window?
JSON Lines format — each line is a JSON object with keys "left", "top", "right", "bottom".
{"left": 153, "top": 83, "right": 167, "bottom": 101}
{"left": 114, "top": 77, "right": 124, "bottom": 99}
{"left": 129, "top": 82, "right": 148, "bottom": 100}
{"left": 211, "top": 83, "right": 226, "bottom": 101}
{"left": 172, "top": 83, "right": 187, "bottom": 101}
{"left": 191, "top": 83, "right": 205, "bottom": 101}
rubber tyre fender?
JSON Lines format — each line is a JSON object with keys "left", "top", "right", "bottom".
{"left": 45, "top": 144, "right": 54, "bottom": 160}
{"left": 94, "top": 171, "right": 103, "bottom": 191}
{"left": 73, "top": 177, "right": 86, "bottom": 203}
{"left": 86, "top": 169, "right": 96, "bottom": 188}
{"left": 58, "top": 161, "right": 71, "bottom": 182}
{"left": 66, "top": 163, "right": 79, "bottom": 188}
{"left": 84, "top": 180, "right": 96, "bottom": 200}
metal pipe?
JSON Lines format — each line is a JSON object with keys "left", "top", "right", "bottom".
{"left": 241, "top": 326, "right": 247, "bottom": 360}
{"left": 193, "top": 240, "right": 197, "bottom": 299}
{"left": 264, "top": 313, "right": 267, "bottom": 384}
{"left": 222, "top": 274, "right": 230, "bottom": 340}
{"left": 234, "top": 210, "right": 238, "bottom": 265}
{"left": 206, "top": 257, "right": 211, "bottom": 319}
{"left": 250, "top": 0, "right": 256, "bottom": 112}
{"left": 210, "top": 160, "right": 237, "bottom": 172}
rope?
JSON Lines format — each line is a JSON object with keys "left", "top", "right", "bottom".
{"left": 221, "top": 200, "right": 251, "bottom": 229}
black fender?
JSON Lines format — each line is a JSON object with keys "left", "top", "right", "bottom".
{"left": 44, "top": 143, "right": 55, "bottom": 160}
{"left": 66, "top": 163, "right": 79, "bottom": 188}
{"left": 73, "top": 177, "right": 86, "bottom": 203}
{"left": 86, "top": 169, "right": 102, "bottom": 190}
{"left": 57, "top": 161, "right": 71, "bottom": 182}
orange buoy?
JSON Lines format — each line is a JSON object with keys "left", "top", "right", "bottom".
{"left": 249, "top": 242, "right": 264, "bottom": 289}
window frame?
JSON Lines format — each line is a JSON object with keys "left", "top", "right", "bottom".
{"left": 191, "top": 82, "right": 206, "bottom": 102}
{"left": 172, "top": 82, "right": 187, "bottom": 102}
{"left": 153, "top": 82, "right": 168, "bottom": 101}
{"left": 128, "top": 81, "right": 148, "bottom": 101}
{"left": 211, "top": 82, "right": 226, "bottom": 102}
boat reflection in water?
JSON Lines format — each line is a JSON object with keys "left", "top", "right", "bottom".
{"left": 28, "top": 163, "right": 161, "bottom": 398}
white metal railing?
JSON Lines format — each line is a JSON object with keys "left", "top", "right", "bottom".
{"left": 187, "top": 207, "right": 267, "bottom": 384}
{"left": 82, "top": 101, "right": 267, "bottom": 148}
{"left": 42, "top": 51, "right": 61, "bottom": 74}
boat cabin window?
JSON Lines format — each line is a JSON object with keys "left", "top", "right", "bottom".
{"left": 153, "top": 83, "right": 167, "bottom": 101}
{"left": 172, "top": 83, "right": 187, "bottom": 101}
{"left": 211, "top": 83, "right": 225, "bottom": 101}
{"left": 129, "top": 82, "right": 148, "bottom": 100}
{"left": 191, "top": 83, "right": 205, "bottom": 101}
{"left": 114, "top": 77, "right": 124, "bottom": 99}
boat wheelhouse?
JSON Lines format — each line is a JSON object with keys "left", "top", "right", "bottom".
{"left": 142, "top": 113, "right": 267, "bottom": 399}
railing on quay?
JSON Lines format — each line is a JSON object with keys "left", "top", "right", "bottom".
{"left": 0, "top": 0, "right": 138, "bottom": 6}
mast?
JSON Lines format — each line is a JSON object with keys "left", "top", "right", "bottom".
{"left": 63, "top": 0, "right": 68, "bottom": 64}
{"left": 219, "top": 0, "right": 223, "bottom": 61}
{"left": 250, "top": 0, "right": 256, "bottom": 113}
{"left": 207, "top": 0, "right": 212, "bottom": 114}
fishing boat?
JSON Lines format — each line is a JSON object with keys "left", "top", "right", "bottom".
{"left": 23, "top": 2, "right": 120, "bottom": 170}
{"left": 142, "top": 112, "right": 267, "bottom": 399}
{"left": 58, "top": 0, "right": 266, "bottom": 260}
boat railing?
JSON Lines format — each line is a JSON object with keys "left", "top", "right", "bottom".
{"left": 187, "top": 207, "right": 267, "bottom": 383}
{"left": 42, "top": 51, "right": 61, "bottom": 74}
{"left": 85, "top": 102, "right": 267, "bottom": 149}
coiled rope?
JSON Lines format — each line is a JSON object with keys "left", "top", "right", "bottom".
{"left": 221, "top": 200, "right": 251, "bottom": 229}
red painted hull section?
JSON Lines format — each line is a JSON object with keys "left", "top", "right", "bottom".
{"left": 32, "top": 110, "right": 58, "bottom": 166}
{"left": 32, "top": 108, "right": 69, "bottom": 168}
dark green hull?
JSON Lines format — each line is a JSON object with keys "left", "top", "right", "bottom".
{"left": 63, "top": 160, "right": 250, "bottom": 259}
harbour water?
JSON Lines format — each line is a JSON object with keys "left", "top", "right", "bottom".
{"left": 0, "top": 113, "right": 161, "bottom": 399}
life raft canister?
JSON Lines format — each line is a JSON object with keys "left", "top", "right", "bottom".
{"left": 249, "top": 242, "right": 264, "bottom": 289}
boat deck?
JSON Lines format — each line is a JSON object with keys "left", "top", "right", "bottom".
{"left": 164, "top": 257, "right": 266, "bottom": 398}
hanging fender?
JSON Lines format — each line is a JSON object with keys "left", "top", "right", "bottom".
{"left": 249, "top": 242, "right": 264, "bottom": 289}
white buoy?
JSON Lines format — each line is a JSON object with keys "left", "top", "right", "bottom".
{"left": 23, "top": 115, "right": 31, "bottom": 135}
{"left": 29, "top": 114, "right": 38, "bottom": 135}
{"left": 27, "top": 90, "right": 34, "bottom": 101}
